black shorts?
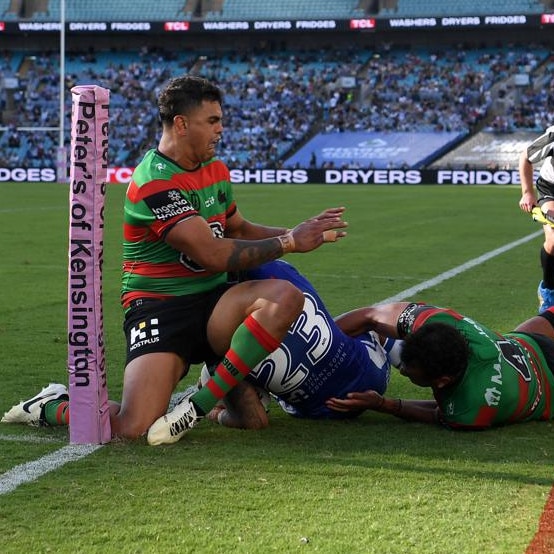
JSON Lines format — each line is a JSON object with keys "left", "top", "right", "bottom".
{"left": 535, "top": 176, "right": 554, "bottom": 205}
{"left": 123, "top": 284, "right": 231, "bottom": 366}
{"left": 520, "top": 331, "right": 554, "bottom": 378}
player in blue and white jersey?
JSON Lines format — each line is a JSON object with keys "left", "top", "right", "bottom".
{"left": 205, "top": 260, "right": 401, "bottom": 428}
{"left": 519, "top": 125, "right": 554, "bottom": 312}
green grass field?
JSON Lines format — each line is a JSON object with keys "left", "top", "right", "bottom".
{"left": 1, "top": 182, "right": 553, "bottom": 554}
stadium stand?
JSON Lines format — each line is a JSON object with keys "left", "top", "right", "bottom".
{"left": 0, "top": 0, "right": 552, "bottom": 20}
{"left": 0, "top": 0, "right": 553, "bottom": 171}
{"left": 384, "top": 0, "right": 545, "bottom": 17}
{"left": 1, "top": 42, "right": 552, "bottom": 170}
{"left": 207, "top": 0, "right": 361, "bottom": 20}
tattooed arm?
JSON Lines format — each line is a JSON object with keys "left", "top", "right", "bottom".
{"left": 165, "top": 207, "right": 348, "bottom": 273}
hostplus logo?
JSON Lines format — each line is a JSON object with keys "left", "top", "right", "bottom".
{"left": 130, "top": 318, "right": 160, "bottom": 351}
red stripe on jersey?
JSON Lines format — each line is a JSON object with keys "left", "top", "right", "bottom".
{"left": 172, "top": 161, "right": 230, "bottom": 191}
{"left": 244, "top": 315, "right": 280, "bottom": 352}
{"left": 413, "top": 307, "right": 464, "bottom": 332}
{"left": 122, "top": 261, "right": 191, "bottom": 278}
{"left": 123, "top": 223, "right": 157, "bottom": 242}
{"left": 225, "top": 201, "right": 237, "bottom": 219}
{"left": 121, "top": 291, "right": 174, "bottom": 309}
{"left": 128, "top": 177, "right": 185, "bottom": 201}
{"left": 512, "top": 336, "right": 552, "bottom": 420}
{"left": 129, "top": 160, "right": 230, "bottom": 201}
{"left": 127, "top": 179, "right": 174, "bottom": 202}
{"left": 452, "top": 405, "right": 496, "bottom": 429}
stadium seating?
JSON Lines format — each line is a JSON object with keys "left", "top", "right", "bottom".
{"left": 1, "top": 0, "right": 548, "bottom": 21}
{"left": 65, "top": 0, "right": 186, "bottom": 21}
{"left": 209, "top": 0, "right": 360, "bottom": 20}
{"left": 393, "top": 0, "right": 545, "bottom": 17}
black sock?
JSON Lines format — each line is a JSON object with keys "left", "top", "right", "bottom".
{"left": 541, "top": 248, "right": 554, "bottom": 289}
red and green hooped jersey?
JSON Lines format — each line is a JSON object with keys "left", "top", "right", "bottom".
{"left": 121, "top": 149, "right": 236, "bottom": 308}
{"left": 400, "top": 305, "right": 554, "bottom": 429}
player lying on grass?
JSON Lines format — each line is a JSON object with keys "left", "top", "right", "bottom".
{"left": 326, "top": 302, "right": 554, "bottom": 429}
{"left": 2, "top": 260, "right": 401, "bottom": 432}
{"left": 198, "top": 259, "right": 402, "bottom": 429}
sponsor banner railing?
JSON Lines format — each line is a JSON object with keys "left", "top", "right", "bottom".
{"left": 3, "top": 166, "right": 530, "bottom": 185}
{"left": 0, "top": 14, "right": 549, "bottom": 34}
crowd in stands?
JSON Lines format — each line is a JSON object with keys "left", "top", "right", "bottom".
{"left": 487, "top": 58, "right": 554, "bottom": 133}
{"left": 0, "top": 43, "right": 552, "bottom": 169}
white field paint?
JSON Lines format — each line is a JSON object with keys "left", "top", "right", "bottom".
{"left": 0, "top": 229, "right": 544, "bottom": 495}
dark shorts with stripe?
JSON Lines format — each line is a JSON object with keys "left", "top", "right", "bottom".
{"left": 526, "top": 333, "right": 554, "bottom": 378}
{"left": 535, "top": 176, "right": 554, "bottom": 205}
{"left": 123, "top": 284, "right": 231, "bottom": 367}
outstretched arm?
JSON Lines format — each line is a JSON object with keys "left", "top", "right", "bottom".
{"left": 167, "top": 206, "right": 348, "bottom": 273}
{"left": 333, "top": 302, "right": 411, "bottom": 338}
{"left": 325, "top": 391, "right": 440, "bottom": 425}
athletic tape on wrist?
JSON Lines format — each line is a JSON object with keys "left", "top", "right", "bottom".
{"left": 278, "top": 233, "right": 295, "bottom": 254}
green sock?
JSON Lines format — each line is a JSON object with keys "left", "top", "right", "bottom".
{"left": 192, "top": 314, "right": 280, "bottom": 414}
{"left": 42, "top": 399, "right": 70, "bottom": 426}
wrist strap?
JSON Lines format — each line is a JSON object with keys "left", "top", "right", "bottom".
{"left": 278, "top": 233, "right": 295, "bottom": 254}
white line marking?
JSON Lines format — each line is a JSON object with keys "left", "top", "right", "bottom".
{"left": 0, "top": 229, "right": 543, "bottom": 494}
{"left": 377, "top": 231, "right": 543, "bottom": 303}
{"left": 0, "top": 445, "right": 101, "bottom": 494}
{"left": 1, "top": 434, "right": 65, "bottom": 444}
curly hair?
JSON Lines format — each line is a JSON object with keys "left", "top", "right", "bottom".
{"left": 400, "top": 322, "right": 469, "bottom": 380}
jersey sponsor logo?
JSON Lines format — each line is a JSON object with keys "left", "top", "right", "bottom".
{"left": 144, "top": 189, "right": 194, "bottom": 221}
{"left": 129, "top": 318, "right": 160, "bottom": 351}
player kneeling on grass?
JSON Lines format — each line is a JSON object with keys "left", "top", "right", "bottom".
{"left": 1, "top": 76, "right": 347, "bottom": 445}
{"left": 3, "top": 260, "right": 402, "bottom": 433}
{"left": 325, "top": 302, "right": 554, "bottom": 429}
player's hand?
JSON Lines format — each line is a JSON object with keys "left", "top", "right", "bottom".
{"left": 519, "top": 193, "right": 537, "bottom": 213}
{"left": 325, "top": 390, "right": 384, "bottom": 413}
{"left": 290, "top": 207, "right": 347, "bottom": 252}
{"left": 206, "top": 405, "right": 225, "bottom": 423}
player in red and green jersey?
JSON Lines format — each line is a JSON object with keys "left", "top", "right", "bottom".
{"left": 121, "top": 151, "right": 238, "bottom": 304}
{"left": 1, "top": 75, "right": 347, "bottom": 443}
{"left": 326, "top": 302, "right": 554, "bottom": 430}
{"left": 111, "top": 75, "right": 348, "bottom": 445}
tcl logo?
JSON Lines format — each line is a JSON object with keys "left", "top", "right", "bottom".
{"left": 541, "top": 14, "right": 554, "bottom": 24}
{"left": 107, "top": 167, "right": 133, "bottom": 183}
{"left": 349, "top": 18, "right": 376, "bottom": 29}
{"left": 164, "top": 21, "right": 190, "bottom": 31}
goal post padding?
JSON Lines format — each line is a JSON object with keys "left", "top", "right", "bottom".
{"left": 67, "top": 85, "right": 111, "bottom": 444}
